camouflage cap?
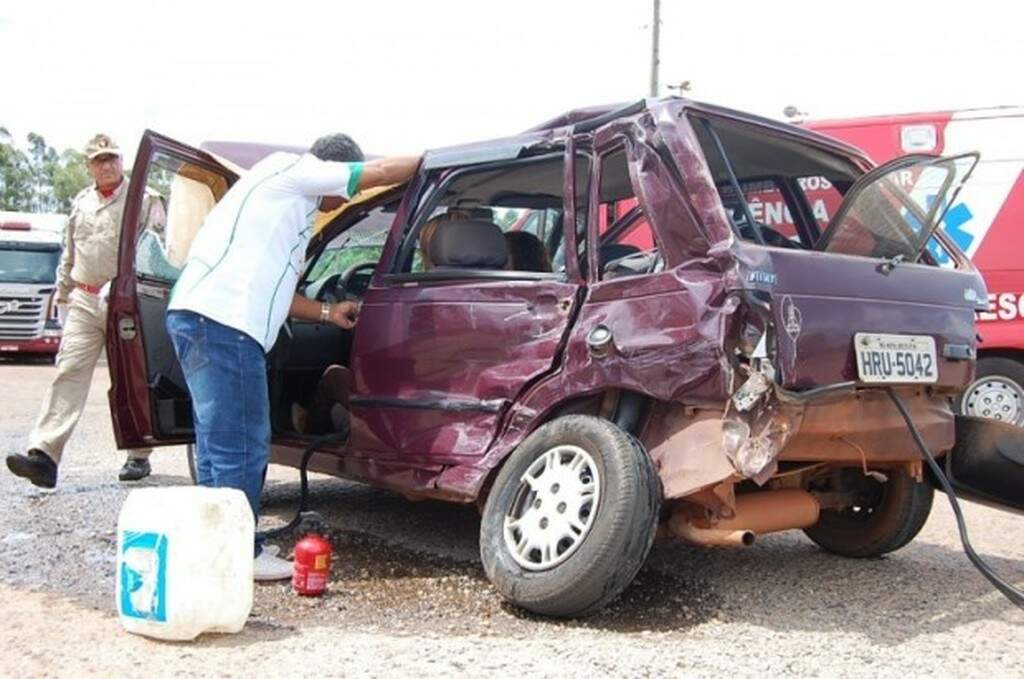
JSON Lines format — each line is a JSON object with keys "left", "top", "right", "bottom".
{"left": 84, "top": 133, "right": 122, "bottom": 160}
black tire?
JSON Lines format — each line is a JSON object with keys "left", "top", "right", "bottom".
{"left": 185, "top": 443, "right": 197, "bottom": 484}
{"left": 958, "top": 356, "right": 1024, "bottom": 427}
{"left": 803, "top": 469, "right": 933, "bottom": 558}
{"left": 480, "top": 415, "right": 661, "bottom": 618}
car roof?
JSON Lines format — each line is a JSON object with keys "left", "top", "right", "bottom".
{"left": 424, "top": 97, "right": 871, "bottom": 168}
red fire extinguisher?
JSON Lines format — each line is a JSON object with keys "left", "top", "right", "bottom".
{"left": 293, "top": 532, "right": 332, "bottom": 596}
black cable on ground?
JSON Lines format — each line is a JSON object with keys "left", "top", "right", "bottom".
{"left": 886, "top": 387, "right": 1024, "bottom": 610}
{"left": 261, "top": 429, "right": 350, "bottom": 539}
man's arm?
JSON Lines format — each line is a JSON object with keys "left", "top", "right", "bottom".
{"left": 289, "top": 294, "right": 359, "bottom": 330}
{"left": 289, "top": 154, "right": 420, "bottom": 199}
{"left": 356, "top": 156, "right": 420, "bottom": 192}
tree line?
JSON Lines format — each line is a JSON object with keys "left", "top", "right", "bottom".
{"left": 0, "top": 128, "right": 92, "bottom": 214}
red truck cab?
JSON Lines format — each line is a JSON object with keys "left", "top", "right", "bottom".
{"left": 0, "top": 213, "right": 64, "bottom": 359}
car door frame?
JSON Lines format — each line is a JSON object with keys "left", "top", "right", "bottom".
{"left": 342, "top": 146, "right": 587, "bottom": 466}
{"left": 106, "top": 130, "right": 238, "bottom": 449}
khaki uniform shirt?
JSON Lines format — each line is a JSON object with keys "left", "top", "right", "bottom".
{"left": 56, "top": 180, "right": 166, "bottom": 303}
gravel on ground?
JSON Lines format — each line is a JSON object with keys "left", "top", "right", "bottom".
{"left": 1, "top": 359, "right": 1022, "bottom": 677}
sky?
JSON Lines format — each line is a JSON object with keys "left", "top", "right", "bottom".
{"left": 1, "top": 0, "right": 1021, "bottom": 164}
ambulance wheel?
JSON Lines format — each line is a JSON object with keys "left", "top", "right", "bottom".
{"left": 804, "top": 469, "right": 933, "bottom": 558}
{"left": 479, "top": 415, "right": 661, "bottom": 618}
{"left": 185, "top": 444, "right": 197, "bottom": 484}
{"left": 959, "top": 357, "right": 1024, "bottom": 427}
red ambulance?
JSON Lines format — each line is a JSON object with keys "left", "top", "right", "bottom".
{"left": 804, "top": 108, "right": 1024, "bottom": 426}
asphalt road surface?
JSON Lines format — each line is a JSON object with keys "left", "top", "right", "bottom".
{"left": 1, "top": 359, "right": 1022, "bottom": 677}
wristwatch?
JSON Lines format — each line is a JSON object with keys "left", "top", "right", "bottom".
{"left": 319, "top": 302, "right": 331, "bottom": 324}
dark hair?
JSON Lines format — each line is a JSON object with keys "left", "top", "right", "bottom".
{"left": 309, "top": 133, "right": 364, "bottom": 163}
{"left": 504, "top": 231, "right": 551, "bottom": 272}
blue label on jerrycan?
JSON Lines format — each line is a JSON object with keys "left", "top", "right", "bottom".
{"left": 119, "top": 531, "right": 168, "bottom": 622}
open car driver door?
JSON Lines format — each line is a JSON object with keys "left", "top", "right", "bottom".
{"left": 106, "top": 130, "right": 238, "bottom": 449}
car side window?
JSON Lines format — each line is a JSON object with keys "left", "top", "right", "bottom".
{"left": 596, "top": 146, "right": 662, "bottom": 280}
{"left": 717, "top": 178, "right": 809, "bottom": 248}
{"left": 691, "top": 114, "right": 862, "bottom": 251}
{"left": 135, "top": 153, "right": 229, "bottom": 282}
{"left": 306, "top": 203, "right": 395, "bottom": 281}
{"left": 794, "top": 175, "right": 844, "bottom": 238}
{"left": 396, "top": 155, "right": 574, "bottom": 277}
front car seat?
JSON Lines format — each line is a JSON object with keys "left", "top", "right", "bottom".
{"left": 428, "top": 219, "right": 509, "bottom": 270}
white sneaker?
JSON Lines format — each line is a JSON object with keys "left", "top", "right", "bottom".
{"left": 263, "top": 544, "right": 281, "bottom": 557}
{"left": 254, "top": 549, "right": 293, "bottom": 581}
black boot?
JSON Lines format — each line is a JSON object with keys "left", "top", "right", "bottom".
{"left": 119, "top": 457, "right": 151, "bottom": 482}
{"left": 6, "top": 449, "right": 58, "bottom": 489}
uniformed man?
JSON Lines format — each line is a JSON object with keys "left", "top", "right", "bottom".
{"left": 6, "top": 134, "right": 165, "bottom": 488}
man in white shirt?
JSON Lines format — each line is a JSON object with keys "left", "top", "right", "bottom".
{"left": 166, "top": 134, "right": 419, "bottom": 580}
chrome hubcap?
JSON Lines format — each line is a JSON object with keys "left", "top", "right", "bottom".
{"left": 503, "top": 445, "right": 601, "bottom": 571}
{"left": 963, "top": 375, "right": 1024, "bottom": 425}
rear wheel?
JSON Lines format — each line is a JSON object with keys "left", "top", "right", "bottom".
{"left": 804, "top": 468, "right": 933, "bottom": 558}
{"left": 959, "top": 356, "right": 1024, "bottom": 427}
{"left": 480, "top": 415, "right": 661, "bottom": 617}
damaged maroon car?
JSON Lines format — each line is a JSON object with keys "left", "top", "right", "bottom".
{"left": 107, "top": 98, "right": 1024, "bottom": 617}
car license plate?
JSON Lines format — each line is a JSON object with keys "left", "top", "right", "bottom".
{"left": 855, "top": 333, "right": 937, "bottom": 384}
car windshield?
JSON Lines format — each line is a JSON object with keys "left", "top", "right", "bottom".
{"left": 0, "top": 246, "right": 60, "bottom": 284}
{"left": 819, "top": 154, "right": 978, "bottom": 261}
{"left": 307, "top": 207, "right": 393, "bottom": 280}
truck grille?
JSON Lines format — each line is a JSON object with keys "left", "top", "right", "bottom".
{"left": 0, "top": 288, "right": 53, "bottom": 340}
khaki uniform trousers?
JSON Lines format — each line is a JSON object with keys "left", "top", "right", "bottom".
{"left": 28, "top": 288, "right": 152, "bottom": 464}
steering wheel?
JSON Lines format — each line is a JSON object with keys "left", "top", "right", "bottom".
{"left": 334, "top": 261, "right": 377, "bottom": 301}
{"left": 310, "top": 273, "right": 342, "bottom": 303}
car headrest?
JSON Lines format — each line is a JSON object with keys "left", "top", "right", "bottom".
{"left": 504, "top": 231, "right": 550, "bottom": 272}
{"left": 428, "top": 219, "right": 509, "bottom": 270}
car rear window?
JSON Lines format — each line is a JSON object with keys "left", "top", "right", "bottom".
{"left": 819, "top": 154, "right": 978, "bottom": 262}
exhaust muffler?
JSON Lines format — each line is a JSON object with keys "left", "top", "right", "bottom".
{"left": 667, "top": 489, "right": 820, "bottom": 547}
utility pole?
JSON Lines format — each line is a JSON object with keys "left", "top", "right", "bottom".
{"left": 649, "top": 0, "right": 661, "bottom": 97}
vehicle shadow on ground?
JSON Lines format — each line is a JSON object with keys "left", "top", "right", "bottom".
{"left": 643, "top": 537, "right": 1023, "bottom": 642}
{"left": 261, "top": 477, "right": 1024, "bottom": 642}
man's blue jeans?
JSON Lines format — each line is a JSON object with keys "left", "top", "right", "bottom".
{"left": 166, "top": 310, "right": 269, "bottom": 556}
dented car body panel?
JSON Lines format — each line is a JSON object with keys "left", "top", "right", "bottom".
{"left": 347, "top": 278, "right": 579, "bottom": 463}
{"left": 427, "top": 100, "right": 983, "bottom": 501}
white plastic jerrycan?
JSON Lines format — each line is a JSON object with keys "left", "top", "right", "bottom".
{"left": 116, "top": 486, "right": 254, "bottom": 641}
